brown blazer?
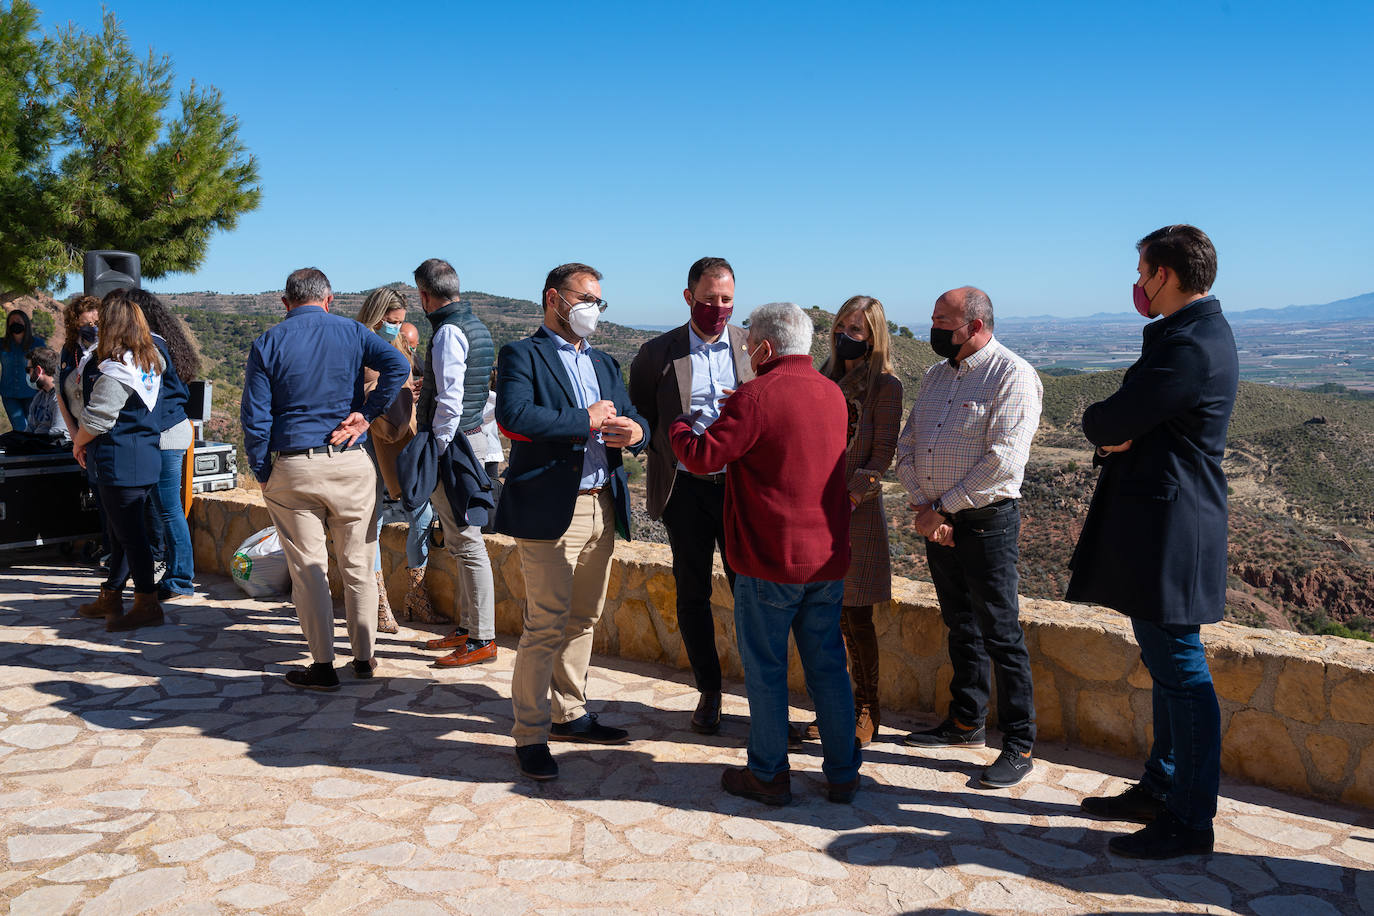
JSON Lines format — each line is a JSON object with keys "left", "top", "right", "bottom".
{"left": 629, "top": 322, "right": 753, "bottom": 519}
{"left": 839, "top": 370, "right": 903, "bottom": 606}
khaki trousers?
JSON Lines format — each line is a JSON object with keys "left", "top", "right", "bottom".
{"left": 431, "top": 433, "right": 496, "bottom": 640}
{"left": 511, "top": 489, "right": 615, "bottom": 745}
{"left": 262, "top": 448, "right": 378, "bottom": 665}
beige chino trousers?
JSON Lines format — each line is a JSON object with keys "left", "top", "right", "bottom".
{"left": 262, "top": 448, "right": 378, "bottom": 665}
{"left": 511, "top": 489, "right": 616, "bottom": 746}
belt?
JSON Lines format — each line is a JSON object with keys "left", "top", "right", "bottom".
{"left": 276, "top": 442, "right": 363, "bottom": 458}
{"left": 950, "top": 497, "right": 1015, "bottom": 522}
{"left": 686, "top": 471, "right": 726, "bottom": 485}
{"left": 578, "top": 487, "right": 604, "bottom": 496}
{"left": 461, "top": 423, "right": 484, "bottom": 436}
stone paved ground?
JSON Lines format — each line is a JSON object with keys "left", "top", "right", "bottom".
{"left": 2, "top": 557, "right": 1372, "bottom": 916}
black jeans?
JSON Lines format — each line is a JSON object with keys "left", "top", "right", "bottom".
{"left": 661, "top": 474, "right": 735, "bottom": 694}
{"left": 98, "top": 483, "right": 157, "bottom": 595}
{"left": 924, "top": 499, "right": 1036, "bottom": 752}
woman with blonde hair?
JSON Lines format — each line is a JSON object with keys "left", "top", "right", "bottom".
{"left": 355, "top": 287, "right": 444, "bottom": 631}
{"left": 812, "top": 294, "right": 904, "bottom": 745}
{"left": 72, "top": 290, "right": 169, "bottom": 631}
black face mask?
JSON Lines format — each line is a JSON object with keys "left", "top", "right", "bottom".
{"left": 78, "top": 325, "right": 98, "bottom": 345}
{"left": 834, "top": 332, "right": 871, "bottom": 362}
{"left": 929, "top": 324, "right": 967, "bottom": 360}
{"left": 8, "top": 325, "right": 23, "bottom": 337}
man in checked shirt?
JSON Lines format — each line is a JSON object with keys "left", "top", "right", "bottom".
{"left": 896, "top": 286, "right": 1043, "bottom": 789}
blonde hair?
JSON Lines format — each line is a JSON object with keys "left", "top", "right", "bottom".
{"left": 357, "top": 287, "right": 407, "bottom": 330}
{"left": 821, "top": 295, "right": 895, "bottom": 401}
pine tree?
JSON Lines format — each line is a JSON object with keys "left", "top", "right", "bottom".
{"left": 0, "top": 1, "right": 260, "bottom": 299}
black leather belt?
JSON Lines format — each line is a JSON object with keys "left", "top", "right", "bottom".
{"left": 276, "top": 442, "right": 363, "bottom": 458}
{"left": 687, "top": 472, "right": 726, "bottom": 485}
{"left": 578, "top": 487, "right": 604, "bottom": 496}
{"left": 950, "top": 497, "right": 1015, "bottom": 522}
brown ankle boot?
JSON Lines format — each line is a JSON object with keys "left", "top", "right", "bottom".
{"left": 404, "top": 567, "right": 446, "bottom": 624}
{"left": 376, "top": 571, "right": 400, "bottom": 634}
{"left": 78, "top": 587, "right": 124, "bottom": 619}
{"left": 108, "top": 592, "right": 163, "bottom": 632}
{"left": 855, "top": 706, "right": 876, "bottom": 747}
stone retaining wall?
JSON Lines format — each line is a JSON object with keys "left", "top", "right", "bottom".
{"left": 191, "top": 490, "right": 1374, "bottom": 808}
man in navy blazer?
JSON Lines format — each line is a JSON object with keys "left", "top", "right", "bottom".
{"left": 1067, "top": 225, "right": 1238, "bottom": 860}
{"left": 494, "top": 262, "right": 648, "bottom": 781}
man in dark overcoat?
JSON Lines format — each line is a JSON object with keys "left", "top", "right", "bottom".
{"left": 1067, "top": 224, "right": 1239, "bottom": 860}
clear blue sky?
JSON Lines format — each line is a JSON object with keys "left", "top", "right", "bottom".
{"left": 36, "top": 0, "right": 1374, "bottom": 327}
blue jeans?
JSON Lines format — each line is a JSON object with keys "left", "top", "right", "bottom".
{"left": 1132, "top": 618, "right": 1221, "bottom": 830}
{"left": 375, "top": 495, "right": 433, "bottom": 570}
{"left": 733, "top": 575, "right": 861, "bottom": 784}
{"left": 2, "top": 395, "right": 31, "bottom": 431}
{"left": 150, "top": 448, "right": 195, "bottom": 595}
{"left": 924, "top": 500, "right": 1035, "bottom": 752}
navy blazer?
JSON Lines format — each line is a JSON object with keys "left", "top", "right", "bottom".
{"left": 493, "top": 327, "right": 649, "bottom": 541}
{"left": 1066, "top": 297, "right": 1239, "bottom": 625}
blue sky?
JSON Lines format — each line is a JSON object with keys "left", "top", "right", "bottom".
{"left": 35, "top": 0, "right": 1374, "bottom": 327}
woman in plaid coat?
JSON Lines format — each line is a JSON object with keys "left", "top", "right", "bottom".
{"left": 819, "top": 296, "right": 903, "bottom": 745}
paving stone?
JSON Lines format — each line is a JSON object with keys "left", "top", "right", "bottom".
{"left": 767, "top": 849, "right": 848, "bottom": 879}
{"left": 966, "top": 878, "right": 1075, "bottom": 911}
{"left": 216, "top": 882, "right": 292, "bottom": 908}
{"left": 689, "top": 872, "right": 837, "bottom": 913}
{"left": 284, "top": 800, "right": 344, "bottom": 826}
{"left": 74, "top": 812, "right": 154, "bottom": 834}
{"left": 949, "top": 843, "right": 1029, "bottom": 878}
{"left": 338, "top": 841, "right": 421, "bottom": 866}
{"left": 152, "top": 834, "right": 225, "bottom": 863}
{"left": 1250, "top": 894, "right": 1344, "bottom": 916}
{"left": 428, "top": 803, "right": 476, "bottom": 823}
{"left": 18, "top": 807, "right": 103, "bottom": 827}
{"left": 40, "top": 852, "right": 139, "bottom": 882}
{"left": 301, "top": 867, "right": 391, "bottom": 916}
{"left": 325, "top": 818, "right": 408, "bottom": 845}
{"left": 720, "top": 815, "right": 781, "bottom": 842}
{"left": 582, "top": 820, "right": 631, "bottom": 863}
{"left": 1154, "top": 872, "right": 1234, "bottom": 910}
{"left": 625, "top": 826, "right": 685, "bottom": 855}
{"left": 1264, "top": 854, "right": 1346, "bottom": 892}
{"left": 1000, "top": 832, "right": 1096, "bottom": 869}
{"left": 687, "top": 841, "right": 765, "bottom": 862}
{"left": 202, "top": 849, "right": 255, "bottom": 882}
{"left": 7, "top": 831, "right": 101, "bottom": 861}
{"left": 8, "top": 884, "right": 86, "bottom": 916}
{"left": 0, "top": 723, "right": 81, "bottom": 748}
{"left": 312, "top": 777, "right": 379, "bottom": 799}
{"left": 232, "top": 826, "right": 319, "bottom": 852}
{"left": 0, "top": 788, "right": 44, "bottom": 808}
{"left": 79, "top": 866, "right": 188, "bottom": 916}
{"left": 1338, "top": 836, "right": 1374, "bottom": 867}
{"left": 1232, "top": 814, "right": 1332, "bottom": 849}
{"left": 387, "top": 870, "right": 478, "bottom": 893}
{"left": 369, "top": 902, "right": 451, "bottom": 916}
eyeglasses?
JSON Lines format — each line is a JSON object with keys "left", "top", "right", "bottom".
{"left": 558, "top": 289, "right": 608, "bottom": 312}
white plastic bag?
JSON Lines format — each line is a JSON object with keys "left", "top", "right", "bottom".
{"left": 230, "top": 526, "right": 290, "bottom": 598}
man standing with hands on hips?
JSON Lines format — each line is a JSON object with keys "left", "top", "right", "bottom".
{"left": 494, "top": 262, "right": 649, "bottom": 781}
{"left": 1069, "top": 225, "right": 1237, "bottom": 860}
{"left": 629, "top": 257, "right": 753, "bottom": 735}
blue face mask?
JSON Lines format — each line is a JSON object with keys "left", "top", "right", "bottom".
{"left": 379, "top": 322, "right": 401, "bottom": 341}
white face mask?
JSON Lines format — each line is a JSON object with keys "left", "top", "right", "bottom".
{"left": 558, "top": 292, "right": 601, "bottom": 339}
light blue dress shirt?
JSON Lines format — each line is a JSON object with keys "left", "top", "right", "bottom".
{"left": 544, "top": 325, "right": 610, "bottom": 490}
{"left": 678, "top": 325, "right": 737, "bottom": 474}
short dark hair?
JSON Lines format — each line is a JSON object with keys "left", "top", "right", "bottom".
{"left": 542, "top": 262, "right": 603, "bottom": 307}
{"left": 284, "top": 268, "right": 332, "bottom": 305}
{"left": 27, "top": 345, "right": 58, "bottom": 377}
{"left": 414, "top": 258, "right": 461, "bottom": 302}
{"left": 687, "top": 257, "right": 733, "bottom": 292}
{"left": 1137, "top": 225, "right": 1217, "bottom": 295}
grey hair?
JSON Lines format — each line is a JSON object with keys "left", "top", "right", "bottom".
{"left": 413, "top": 258, "right": 461, "bottom": 303}
{"left": 747, "top": 302, "right": 813, "bottom": 357}
{"left": 284, "top": 268, "right": 331, "bottom": 305}
{"left": 963, "top": 288, "right": 994, "bottom": 332}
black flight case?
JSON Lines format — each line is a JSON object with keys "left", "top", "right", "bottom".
{"left": 0, "top": 449, "right": 103, "bottom": 552}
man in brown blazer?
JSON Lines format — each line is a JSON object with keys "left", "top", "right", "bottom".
{"left": 629, "top": 257, "right": 753, "bottom": 734}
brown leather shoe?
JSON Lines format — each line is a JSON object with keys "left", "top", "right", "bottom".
{"left": 424, "top": 628, "right": 470, "bottom": 650}
{"left": 721, "top": 766, "right": 792, "bottom": 806}
{"left": 433, "top": 639, "right": 496, "bottom": 668}
{"left": 108, "top": 592, "right": 164, "bottom": 632}
{"left": 77, "top": 587, "right": 123, "bottom": 619}
{"left": 856, "top": 706, "right": 876, "bottom": 747}
{"left": 690, "top": 691, "right": 722, "bottom": 735}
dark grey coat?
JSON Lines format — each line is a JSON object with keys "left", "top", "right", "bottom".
{"left": 1066, "top": 297, "right": 1239, "bottom": 625}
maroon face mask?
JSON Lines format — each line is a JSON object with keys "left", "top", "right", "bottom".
{"left": 691, "top": 302, "right": 732, "bottom": 338}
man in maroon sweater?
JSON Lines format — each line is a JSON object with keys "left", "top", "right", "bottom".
{"left": 670, "top": 302, "right": 861, "bottom": 806}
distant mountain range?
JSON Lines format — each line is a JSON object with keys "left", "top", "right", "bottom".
{"left": 1000, "top": 291, "right": 1374, "bottom": 327}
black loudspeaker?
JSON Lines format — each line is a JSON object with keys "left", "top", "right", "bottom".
{"left": 83, "top": 250, "right": 141, "bottom": 297}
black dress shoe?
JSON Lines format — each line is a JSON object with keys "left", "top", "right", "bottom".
{"left": 904, "top": 718, "right": 986, "bottom": 748}
{"left": 1081, "top": 782, "right": 1165, "bottom": 823}
{"left": 285, "top": 663, "right": 340, "bottom": 692}
{"left": 826, "top": 777, "right": 859, "bottom": 804}
{"left": 515, "top": 743, "right": 558, "bottom": 781}
{"left": 549, "top": 713, "right": 629, "bottom": 745}
{"left": 1109, "top": 809, "right": 1214, "bottom": 860}
{"left": 351, "top": 658, "right": 377, "bottom": 679}
{"left": 691, "top": 691, "right": 722, "bottom": 735}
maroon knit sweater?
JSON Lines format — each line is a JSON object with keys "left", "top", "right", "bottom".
{"left": 670, "top": 354, "right": 850, "bottom": 584}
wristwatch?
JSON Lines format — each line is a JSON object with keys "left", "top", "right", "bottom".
{"left": 930, "top": 498, "right": 943, "bottom": 515}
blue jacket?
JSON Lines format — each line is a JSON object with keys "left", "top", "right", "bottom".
{"left": 81, "top": 351, "right": 161, "bottom": 488}
{"left": 396, "top": 428, "right": 494, "bottom": 528}
{"left": 493, "top": 327, "right": 648, "bottom": 541}
{"left": 240, "top": 305, "right": 410, "bottom": 482}
{"left": 1066, "top": 297, "right": 1239, "bottom": 625}
{"left": 152, "top": 334, "right": 189, "bottom": 434}
{"left": 1, "top": 333, "right": 44, "bottom": 399}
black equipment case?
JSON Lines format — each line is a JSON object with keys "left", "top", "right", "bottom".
{"left": 0, "top": 450, "right": 102, "bottom": 551}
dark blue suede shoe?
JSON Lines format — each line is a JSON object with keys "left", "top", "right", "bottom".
{"left": 515, "top": 743, "right": 558, "bottom": 781}
{"left": 548, "top": 712, "right": 629, "bottom": 745}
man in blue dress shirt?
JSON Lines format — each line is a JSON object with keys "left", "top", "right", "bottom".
{"left": 493, "top": 262, "right": 649, "bottom": 781}
{"left": 241, "top": 268, "right": 410, "bottom": 691}
{"left": 629, "top": 257, "right": 753, "bottom": 735}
